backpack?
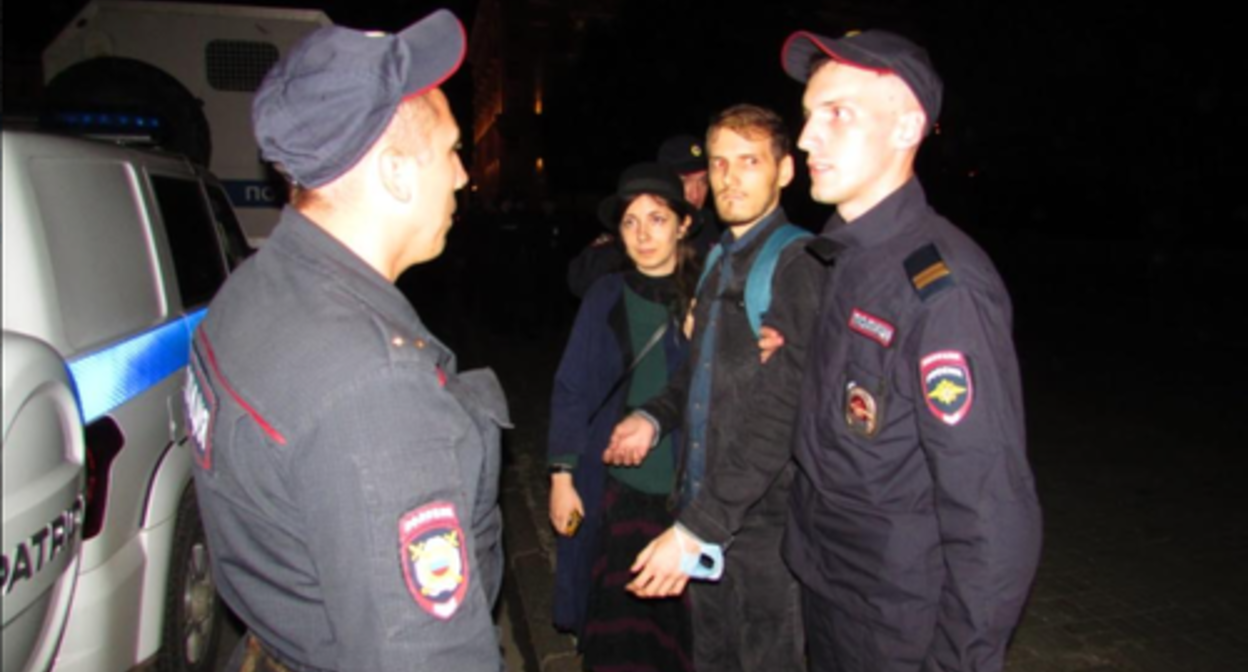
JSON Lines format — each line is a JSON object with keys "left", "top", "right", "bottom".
{"left": 696, "top": 223, "right": 813, "bottom": 337}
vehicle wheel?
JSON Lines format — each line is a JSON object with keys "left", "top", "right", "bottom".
{"left": 155, "top": 485, "right": 223, "bottom": 672}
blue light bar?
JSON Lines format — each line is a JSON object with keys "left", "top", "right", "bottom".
{"left": 67, "top": 309, "right": 208, "bottom": 423}
{"left": 53, "top": 111, "right": 164, "bottom": 132}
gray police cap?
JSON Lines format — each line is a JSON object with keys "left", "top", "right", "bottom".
{"left": 253, "top": 9, "right": 466, "bottom": 189}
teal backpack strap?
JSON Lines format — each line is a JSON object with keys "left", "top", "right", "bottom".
{"left": 744, "top": 224, "right": 813, "bottom": 336}
{"left": 696, "top": 242, "right": 725, "bottom": 297}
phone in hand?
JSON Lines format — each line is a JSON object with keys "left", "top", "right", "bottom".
{"left": 565, "top": 509, "right": 583, "bottom": 536}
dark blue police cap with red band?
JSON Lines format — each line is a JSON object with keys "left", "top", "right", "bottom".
{"left": 253, "top": 9, "right": 467, "bottom": 189}
{"left": 781, "top": 29, "right": 943, "bottom": 135}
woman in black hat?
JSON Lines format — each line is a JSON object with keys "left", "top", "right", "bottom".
{"left": 547, "top": 162, "right": 698, "bottom": 670}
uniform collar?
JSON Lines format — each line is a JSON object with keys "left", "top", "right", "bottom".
{"left": 270, "top": 207, "right": 430, "bottom": 334}
{"left": 820, "top": 177, "right": 928, "bottom": 249}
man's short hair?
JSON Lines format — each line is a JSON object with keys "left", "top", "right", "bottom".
{"left": 708, "top": 104, "right": 792, "bottom": 162}
{"left": 387, "top": 95, "right": 437, "bottom": 156}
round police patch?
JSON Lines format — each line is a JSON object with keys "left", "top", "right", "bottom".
{"left": 920, "top": 351, "right": 974, "bottom": 426}
{"left": 399, "top": 502, "right": 469, "bottom": 620}
{"left": 845, "top": 382, "right": 881, "bottom": 437}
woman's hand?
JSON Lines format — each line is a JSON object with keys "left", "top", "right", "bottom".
{"left": 549, "top": 473, "right": 585, "bottom": 537}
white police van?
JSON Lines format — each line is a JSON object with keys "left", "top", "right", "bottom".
{"left": 2, "top": 126, "right": 251, "bottom": 672}
{"left": 42, "top": 0, "right": 331, "bottom": 244}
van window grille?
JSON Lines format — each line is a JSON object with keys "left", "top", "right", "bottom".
{"left": 205, "top": 40, "right": 280, "bottom": 92}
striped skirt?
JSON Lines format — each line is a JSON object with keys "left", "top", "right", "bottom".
{"left": 580, "top": 477, "right": 694, "bottom": 672}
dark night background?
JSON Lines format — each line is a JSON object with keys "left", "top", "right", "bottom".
{"left": 5, "top": 3, "right": 1247, "bottom": 670}
{"left": 5, "top": 3, "right": 1245, "bottom": 438}
{"left": 7, "top": 0, "right": 1248, "bottom": 246}
{"left": 4, "top": 0, "right": 1246, "bottom": 472}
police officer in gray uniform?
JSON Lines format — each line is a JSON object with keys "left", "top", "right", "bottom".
{"left": 183, "top": 10, "right": 508, "bottom": 672}
{"left": 776, "top": 29, "right": 1043, "bottom": 672}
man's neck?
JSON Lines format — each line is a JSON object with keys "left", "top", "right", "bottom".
{"left": 299, "top": 204, "right": 402, "bottom": 282}
{"left": 840, "top": 164, "right": 914, "bottom": 224}
{"left": 728, "top": 204, "right": 780, "bottom": 241}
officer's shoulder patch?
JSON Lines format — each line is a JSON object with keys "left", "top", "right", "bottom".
{"left": 904, "top": 243, "right": 954, "bottom": 300}
{"left": 399, "top": 502, "right": 470, "bottom": 620}
{"left": 920, "top": 350, "right": 974, "bottom": 426}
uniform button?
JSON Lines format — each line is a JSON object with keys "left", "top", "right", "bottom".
{"left": 391, "top": 336, "right": 404, "bottom": 347}
{"left": 414, "top": 339, "right": 427, "bottom": 349}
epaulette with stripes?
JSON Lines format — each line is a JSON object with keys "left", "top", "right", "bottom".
{"left": 903, "top": 243, "right": 954, "bottom": 300}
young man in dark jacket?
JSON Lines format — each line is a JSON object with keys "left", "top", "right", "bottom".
{"left": 606, "top": 104, "right": 822, "bottom": 672}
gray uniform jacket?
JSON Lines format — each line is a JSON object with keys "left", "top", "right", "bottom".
{"left": 185, "top": 208, "right": 508, "bottom": 672}
{"left": 786, "top": 179, "right": 1042, "bottom": 672}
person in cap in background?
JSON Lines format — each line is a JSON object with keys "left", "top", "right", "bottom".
{"left": 773, "top": 28, "right": 1042, "bottom": 671}
{"left": 656, "top": 133, "right": 721, "bottom": 256}
{"left": 566, "top": 134, "right": 720, "bottom": 299}
{"left": 608, "top": 104, "right": 823, "bottom": 672}
{"left": 183, "top": 10, "right": 509, "bottom": 672}
{"left": 547, "top": 162, "right": 697, "bottom": 671}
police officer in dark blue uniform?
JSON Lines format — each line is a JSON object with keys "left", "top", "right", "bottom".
{"left": 776, "top": 29, "right": 1043, "bottom": 672}
{"left": 183, "top": 10, "right": 509, "bottom": 672}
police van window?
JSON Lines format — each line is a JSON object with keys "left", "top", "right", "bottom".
{"left": 150, "top": 176, "right": 228, "bottom": 308}
{"left": 206, "top": 40, "right": 280, "bottom": 92}
{"left": 31, "top": 159, "right": 164, "bottom": 351}
{"left": 203, "top": 180, "right": 255, "bottom": 269}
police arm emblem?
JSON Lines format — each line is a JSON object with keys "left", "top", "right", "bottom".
{"left": 920, "top": 351, "right": 974, "bottom": 426}
{"left": 399, "top": 502, "right": 470, "bottom": 620}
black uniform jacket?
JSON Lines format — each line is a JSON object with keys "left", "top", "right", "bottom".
{"left": 787, "top": 179, "right": 1042, "bottom": 672}
{"left": 185, "top": 208, "right": 508, "bottom": 672}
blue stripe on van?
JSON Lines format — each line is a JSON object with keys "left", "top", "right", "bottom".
{"left": 67, "top": 309, "right": 208, "bottom": 423}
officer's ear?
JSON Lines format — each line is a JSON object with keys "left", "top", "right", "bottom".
{"left": 891, "top": 110, "right": 925, "bottom": 150}
{"left": 378, "top": 144, "right": 416, "bottom": 203}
